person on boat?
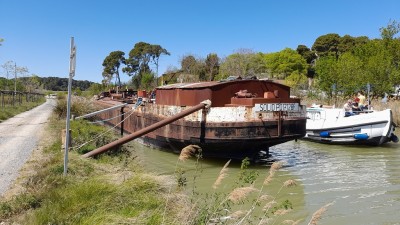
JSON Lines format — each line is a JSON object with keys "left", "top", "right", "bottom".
{"left": 352, "top": 98, "right": 362, "bottom": 112}
{"left": 344, "top": 99, "right": 355, "bottom": 116}
{"left": 357, "top": 91, "right": 366, "bottom": 108}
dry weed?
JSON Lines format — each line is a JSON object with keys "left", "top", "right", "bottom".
{"left": 212, "top": 159, "right": 231, "bottom": 189}
{"left": 178, "top": 145, "right": 202, "bottom": 161}
{"left": 283, "top": 179, "right": 297, "bottom": 187}
{"left": 308, "top": 202, "right": 334, "bottom": 225}
{"left": 228, "top": 186, "right": 258, "bottom": 204}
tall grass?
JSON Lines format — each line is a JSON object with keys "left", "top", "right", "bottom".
{"left": 372, "top": 100, "right": 400, "bottom": 127}
{"left": 53, "top": 95, "right": 101, "bottom": 119}
{"left": 170, "top": 149, "right": 316, "bottom": 225}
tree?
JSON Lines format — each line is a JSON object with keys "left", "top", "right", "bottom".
{"left": 21, "top": 74, "right": 42, "bottom": 92}
{"left": 102, "top": 51, "right": 125, "bottom": 88}
{"left": 296, "top": 45, "right": 317, "bottom": 86}
{"left": 338, "top": 35, "right": 356, "bottom": 54}
{"left": 149, "top": 45, "right": 170, "bottom": 82}
{"left": 1, "top": 61, "right": 28, "bottom": 91}
{"left": 87, "top": 83, "right": 106, "bottom": 96}
{"left": 379, "top": 19, "right": 400, "bottom": 40}
{"left": 247, "top": 53, "right": 268, "bottom": 77}
{"left": 285, "top": 70, "right": 307, "bottom": 89}
{"left": 338, "top": 35, "right": 370, "bottom": 55}
{"left": 314, "top": 56, "right": 338, "bottom": 99}
{"left": 296, "top": 45, "right": 316, "bottom": 64}
{"left": 205, "top": 53, "right": 219, "bottom": 81}
{"left": 312, "top": 33, "right": 341, "bottom": 59}
{"left": 140, "top": 72, "right": 155, "bottom": 90}
{"left": 180, "top": 54, "right": 206, "bottom": 81}
{"left": 123, "top": 42, "right": 151, "bottom": 89}
{"left": 218, "top": 49, "right": 255, "bottom": 79}
{"left": 181, "top": 55, "right": 198, "bottom": 74}
{"left": 2, "top": 61, "right": 15, "bottom": 80}
{"left": 335, "top": 52, "right": 364, "bottom": 96}
{"left": 353, "top": 40, "right": 397, "bottom": 96}
{"left": 123, "top": 42, "right": 169, "bottom": 89}
{"left": 379, "top": 20, "right": 400, "bottom": 87}
{"left": 0, "top": 38, "right": 3, "bottom": 46}
{"left": 264, "top": 48, "right": 307, "bottom": 80}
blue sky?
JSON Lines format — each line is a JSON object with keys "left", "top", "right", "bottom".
{"left": 1, "top": 0, "right": 399, "bottom": 83}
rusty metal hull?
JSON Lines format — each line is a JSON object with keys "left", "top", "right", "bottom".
{"left": 95, "top": 100, "right": 306, "bottom": 160}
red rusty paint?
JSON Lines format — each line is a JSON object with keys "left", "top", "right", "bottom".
{"left": 156, "top": 79, "right": 294, "bottom": 107}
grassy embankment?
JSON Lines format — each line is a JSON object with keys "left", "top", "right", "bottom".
{"left": 0, "top": 95, "right": 315, "bottom": 225}
{"left": 0, "top": 96, "right": 191, "bottom": 224}
{"left": 0, "top": 97, "right": 46, "bottom": 122}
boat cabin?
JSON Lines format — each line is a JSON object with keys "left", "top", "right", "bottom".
{"left": 155, "top": 79, "right": 299, "bottom": 107}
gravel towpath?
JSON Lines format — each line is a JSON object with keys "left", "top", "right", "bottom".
{"left": 0, "top": 98, "right": 56, "bottom": 196}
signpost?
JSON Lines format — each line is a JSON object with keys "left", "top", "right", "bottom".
{"left": 64, "top": 37, "right": 76, "bottom": 176}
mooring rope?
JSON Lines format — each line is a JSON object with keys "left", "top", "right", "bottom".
{"left": 88, "top": 111, "right": 130, "bottom": 124}
{"left": 72, "top": 107, "right": 137, "bottom": 151}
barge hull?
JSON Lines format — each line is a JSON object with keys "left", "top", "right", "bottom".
{"left": 97, "top": 101, "right": 306, "bottom": 160}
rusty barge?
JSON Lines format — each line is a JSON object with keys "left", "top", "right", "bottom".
{"left": 94, "top": 79, "right": 307, "bottom": 160}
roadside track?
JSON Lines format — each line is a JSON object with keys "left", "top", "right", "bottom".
{"left": 0, "top": 98, "right": 56, "bottom": 196}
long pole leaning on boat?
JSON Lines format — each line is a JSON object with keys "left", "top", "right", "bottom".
{"left": 82, "top": 100, "right": 211, "bottom": 158}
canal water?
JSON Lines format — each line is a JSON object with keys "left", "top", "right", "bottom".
{"left": 131, "top": 139, "right": 400, "bottom": 225}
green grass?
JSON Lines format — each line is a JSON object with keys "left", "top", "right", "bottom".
{"left": 0, "top": 98, "right": 46, "bottom": 122}
{"left": 0, "top": 116, "right": 185, "bottom": 224}
{"left": 26, "top": 176, "right": 164, "bottom": 225}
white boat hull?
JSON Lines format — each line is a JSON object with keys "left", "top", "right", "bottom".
{"left": 304, "top": 108, "right": 398, "bottom": 145}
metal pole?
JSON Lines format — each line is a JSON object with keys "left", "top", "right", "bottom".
{"left": 64, "top": 37, "right": 76, "bottom": 176}
{"left": 82, "top": 100, "right": 211, "bottom": 158}
{"left": 13, "top": 62, "right": 16, "bottom": 106}
{"left": 367, "top": 83, "right": 371, "bottom": 110}
{"left": 120, "top": 106, "right": 125, "bottom": 136}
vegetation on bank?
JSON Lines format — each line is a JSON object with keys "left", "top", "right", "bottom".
{"left": 0, "top": 98, "right": 192, "bottom": 224}
{"left": 0, "top": 96, "right": 45, "bottom": 122}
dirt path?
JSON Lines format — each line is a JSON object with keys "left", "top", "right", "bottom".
{"left": 0, "top": 99, "right": 56, "bottom": 196}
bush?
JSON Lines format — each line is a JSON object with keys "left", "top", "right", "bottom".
{"left": 53, "top": 95, "right": 100, "bottom": 119}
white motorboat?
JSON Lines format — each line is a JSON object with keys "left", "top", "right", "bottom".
{"left": 304, "top": 107, "right": 398, "bottom": 145}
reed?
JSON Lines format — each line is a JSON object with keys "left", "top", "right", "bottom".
{"left": 173, "top": 156, "right": 304, "bottom": 225}
{"left": 178, "top": 144, "right": 202, "bottom": 161}
{"left": 227, "top": 186, "right": 258, "bottom": 204}
{"left": 212, "top": 159, "right": 231, "bottom": 189}
{"left": 307, "top": 202, "right": 334, "bottom": 225}
{"left": 371, "top": 99, "right": 400, "bottom": 126}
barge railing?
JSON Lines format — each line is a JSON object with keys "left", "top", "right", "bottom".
{"left": 75, "top": 103, "right": 128, "bottom": 120}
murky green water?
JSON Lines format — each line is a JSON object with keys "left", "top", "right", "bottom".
{"left": 131, "top": 139, "right": 400, "bottom": 225}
